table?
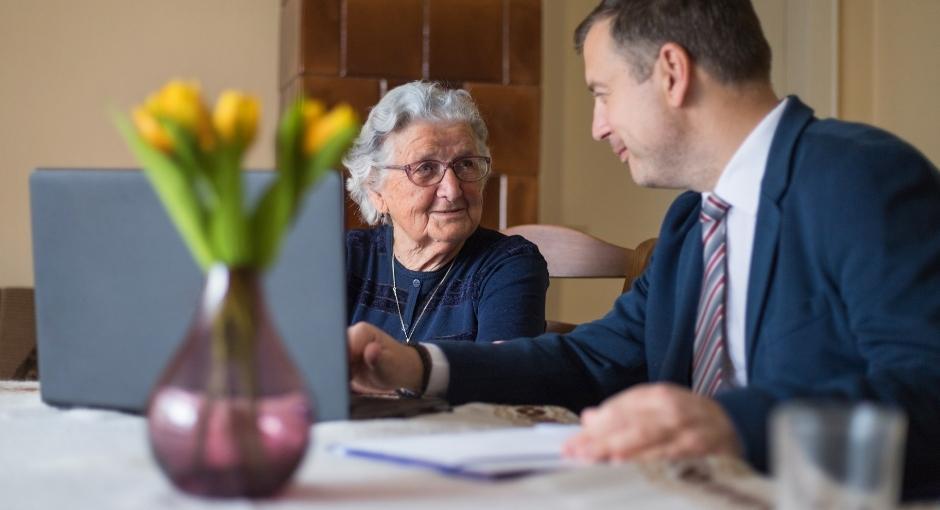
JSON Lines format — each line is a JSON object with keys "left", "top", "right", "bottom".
{"left": 0, "top": 382, "right": 933, "bottom": 510}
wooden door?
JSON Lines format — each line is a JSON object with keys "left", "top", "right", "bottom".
{"left": 279, "top": 0, "right": 542, "bottom": 230}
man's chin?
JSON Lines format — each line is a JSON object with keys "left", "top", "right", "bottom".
{"left": 628, "top": 164, "right": 654, "bottom": 188}
{"left": 629, "top": 165, "right": 682, "bottom": 190}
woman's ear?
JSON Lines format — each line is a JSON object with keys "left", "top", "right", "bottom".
{"left": 367, "top": 188, "right": 387, "bottom": 217}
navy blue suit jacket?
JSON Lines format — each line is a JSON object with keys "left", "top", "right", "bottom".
{"left": 436, "top": 98, "right": 940, "bottom": 498}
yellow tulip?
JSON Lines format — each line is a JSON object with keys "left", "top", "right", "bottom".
{"left": 132, "top": 107, "right": 174, "bottom": 153}
{"left": 213, "top": 91, "right": 260, "bottom": 147}
{"left": 301, "top": 99, "right": 326, "bottom": 128}
{"left": 304, "top": 103, "right": 357, "bottom": 155}
{"left": 142, "top": 80, "right": 215, "bottom": 151}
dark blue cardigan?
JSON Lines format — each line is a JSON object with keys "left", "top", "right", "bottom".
{"left": 346, "top": 225, "right": 549, "bottom": 343}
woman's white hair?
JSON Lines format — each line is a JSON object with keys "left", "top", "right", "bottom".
{"left": 342, "top": 81, "right": 490, "bottom": 225}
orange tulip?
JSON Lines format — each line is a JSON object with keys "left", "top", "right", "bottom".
{"left": 213, "top": 91, "right": 260, "bottom": 148}
{"left": 304, "top": 103, "right": 357, "bottom": 155}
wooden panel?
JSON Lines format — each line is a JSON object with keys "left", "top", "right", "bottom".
{"left": 508, "top": 0, "right": 541, "bottom": 85}
{"left": 300, "top": 0, "right": 341, "bottom": 75}
{"left": 0, "top": 288, "right": 37, "bottom": 380}
{"left": 299, "top": 75, "right": 381, "bottom": 121}
{"left": 384, "top": 79, "right": 466, "bottom": 99}
{"left": 428, "top": 0, "right": 503, "bottom": 82}
{"left": 346, "top": 0, "right": 424, "bottom": 79}
{"left": 384, "top": 78, "right": 411, "bottom": 95}
{"left": 279, "top": 0, "right": 302, "bottom": 88}
{"left": 479, "top": 173, "right": 537, "bottom": 230}
{"left": 281, "top": 0, "right": 543, "bottom": 229}
{"left": 480, "top": 174, "right": 501, "bottom": 230}
{"left": 506, "top": 175, "right": 538, "bottom": 226}
{"left": 465, "top": 83, "right": 540, "bottom": 176}
{"left": 280, "top": 76, "right": 301, "bottom": 113}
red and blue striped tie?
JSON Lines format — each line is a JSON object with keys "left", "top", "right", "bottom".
{"left": 692, "top": 194, "right": 732, "bottom": 396}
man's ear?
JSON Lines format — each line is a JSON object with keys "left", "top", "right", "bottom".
{"left": 656, "top": 42, "right": 692, "bottom": 107}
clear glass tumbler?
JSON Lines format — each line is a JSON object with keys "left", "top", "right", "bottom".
{"left": 772, "top": 401, "right": 907, "bottom": 510}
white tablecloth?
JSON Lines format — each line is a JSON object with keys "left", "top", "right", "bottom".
{"left": 2, "top": 381, "right": 930, "bottom": 510}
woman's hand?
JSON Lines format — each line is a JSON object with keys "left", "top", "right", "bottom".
{"left": 347, "top": 322, "right": 424, "bottom": 394}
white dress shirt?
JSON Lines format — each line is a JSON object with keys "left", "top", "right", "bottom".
{"left": 423, "top": 98, "right": 791, "bottom": 396}
{"left": 706, "top": 97, "right": 788, "bottom": 386}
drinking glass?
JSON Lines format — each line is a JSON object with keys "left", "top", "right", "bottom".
{"left": 772, "top": 401, "right": 907, "bottom": 510}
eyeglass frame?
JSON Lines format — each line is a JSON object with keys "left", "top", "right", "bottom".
{"left": 381, "top": 155, "right": 492, "bottom": 187}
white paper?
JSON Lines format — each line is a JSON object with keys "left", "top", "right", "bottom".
{"left": 329, "top": 424, "right": 583, "bottom": 479}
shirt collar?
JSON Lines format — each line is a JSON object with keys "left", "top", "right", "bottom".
{"left": 708, "top": 98, "right": 790, "bottom": 216}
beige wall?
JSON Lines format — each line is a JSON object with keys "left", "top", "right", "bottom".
{"left": 0, "top": 0, "right": 278, "bottom": 286}
{"left": 541, "top": 0, "right": 940, "bottom": 324}
{"left": 541, "top": 1, "right": 680, "bottom": 324}
{"left": 840, "top": 0, "right": 940, "bottom": 166}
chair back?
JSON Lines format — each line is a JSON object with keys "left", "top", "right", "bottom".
{"left": 501, "top": 224, "right": 656, "bottom": 334}
{"left": 0, "top": 287, "right": 38, "bottom": 380}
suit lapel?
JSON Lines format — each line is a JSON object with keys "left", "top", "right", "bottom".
{"left": 661, "top": 210, "right": 704, "bottom": 386}
{"left": 744, "top": 96, "right": 815, "bottom": 374}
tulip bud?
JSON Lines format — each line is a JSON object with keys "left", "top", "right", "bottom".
{"left": 213, "top": 91, "right": 260, "bottom": 148}
{"left": 301, "top": 99, "right": 326, "bottom": 128}
{"left": 145, "top": 80, "right": 215, "bottom": 151}
{"left": 132, "top": 107, "right": 174, "bottom": 153}
{"left": 304, "top": 103, "right": 357, "bottom": 155}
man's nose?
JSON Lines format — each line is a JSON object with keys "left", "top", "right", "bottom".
{"left": 591, "top": 102, "right": 610, "bottom": 142}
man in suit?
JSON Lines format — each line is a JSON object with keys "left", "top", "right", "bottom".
{"left": 347, "top": 0, "right": 940, "bottom": 497}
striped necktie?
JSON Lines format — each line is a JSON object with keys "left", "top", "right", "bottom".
{"left": 692, "top": 194, "right": 732, "bottom": 396}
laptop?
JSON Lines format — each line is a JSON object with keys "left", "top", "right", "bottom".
{"left": 30, "top": 168, "right": 351, "bottom": 420}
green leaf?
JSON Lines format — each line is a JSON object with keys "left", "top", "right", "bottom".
{"left": 261, "top": 122, "right": 359, "bottom": 269}
{"left": 160, "top": 119, "right": 219, "bottom": 211}
{"left": 208, "top": 145, "right": 250, "bottom": 266}
{"left": 276, "top": 99, "right": 305, "bottom": 204}
{"left": 158, "top": 120, "right": 200, "bottom": 181}
{"left": 250, "top": 100, "right": 305, "bottom": 268}
{"left": 250, "top": 179, "right": 292, "bottom": 269}
{"left": 301, "top": 123, "right": 358, "bottom": 192}
{"left": 114, "top": 112, "right": 216, "bottom": 270}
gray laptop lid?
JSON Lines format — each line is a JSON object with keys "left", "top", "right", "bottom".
{"left": 30, "top": 168, "right": 349, "bottom": 420}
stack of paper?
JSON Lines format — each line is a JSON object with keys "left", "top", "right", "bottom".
{"left": 329, "top": 424, "right": 583, "bottom": 480}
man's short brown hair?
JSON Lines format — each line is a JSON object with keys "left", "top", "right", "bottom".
{"left": 575, "top": 0, "right": 772, "bottom": 85}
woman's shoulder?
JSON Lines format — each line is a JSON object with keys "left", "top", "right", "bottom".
{"left": 346, "top": 227, "right": 388, "bottom": 273}
{"left": 460, "top": 227, "right": 548, "bottom": 303}
{"left": 466, "top": 227, "right": 544, "bottom": 262}
{"left": 346, "top": 226, "right": 385, "bottom": 250}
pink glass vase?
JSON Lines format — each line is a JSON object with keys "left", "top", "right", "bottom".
{"left": 147, "top": 265, "right": 314, "bottom": 498}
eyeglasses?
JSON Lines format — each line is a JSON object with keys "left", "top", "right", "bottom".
{"left": 383, "top": 156, "right": 491, "bottom": 187}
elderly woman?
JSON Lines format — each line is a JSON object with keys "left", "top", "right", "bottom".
{"left": 343, "top": 81, "right": 548, "bottom": 345}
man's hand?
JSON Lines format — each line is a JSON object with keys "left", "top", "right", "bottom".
{"left": 347, "top": 322, "right": 424, "bottom": 394}
{"left": 563, "top": 383, "right": 742, "bottom": 462}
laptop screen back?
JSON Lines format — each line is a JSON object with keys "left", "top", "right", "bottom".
{"left": 29, "top": 168, "right": 349, "bottom": 420}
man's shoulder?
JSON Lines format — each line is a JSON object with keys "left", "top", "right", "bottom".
{"left": 798, "top": 118, "right": 934, "bottom": 172}
{"left": 790, "top": 117, "right": 937, "bottom": 197}
{"left": 805, "top": 118, "right": 919, "bottom": 153}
